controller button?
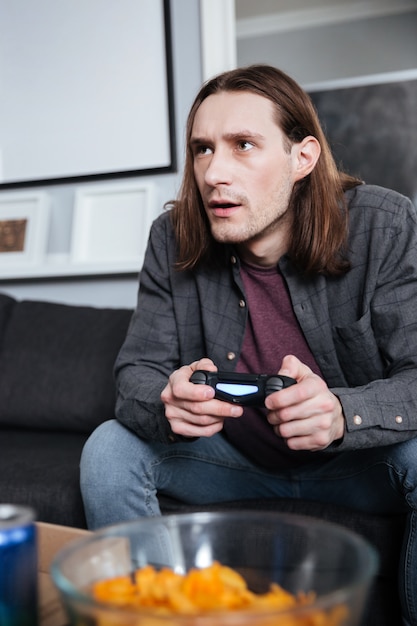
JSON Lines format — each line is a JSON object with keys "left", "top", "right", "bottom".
{"left": 265, "top": 376, "right": 284, "bottom": 394}
{"left": 190, "top": 371, "right": 208, "bottom": 384}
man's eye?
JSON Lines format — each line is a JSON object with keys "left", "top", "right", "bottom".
{"left": 195, "top": 145, "right": 212, "bottom": 156}
{"left": 237, "top": 140, "right": 253, "bottom": 151}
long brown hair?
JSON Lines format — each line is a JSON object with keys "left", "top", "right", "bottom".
{"left": 169, "top": 65, "right": 362, "bottom": 275}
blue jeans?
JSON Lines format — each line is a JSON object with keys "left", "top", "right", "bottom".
{"left": 80, "top": 420, "right": 417, "bottom": 625}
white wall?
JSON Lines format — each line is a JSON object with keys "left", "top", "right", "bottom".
{"left": 237, "top": 10, "right": 417, "bottom": 86}
{"left": 0, "top": 0, "right": 203, "bottom": 309}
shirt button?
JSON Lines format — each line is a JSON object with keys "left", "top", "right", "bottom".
{"left": 239, "top": 299, "right": 246, "bottom": 308}
{"left": 227, "top": 352, "right": 236, "bottom": 361}
{"left": 231, "top": 255, "right": 237, "bottom": 264}
{"left": 395, "top": 415, "right": 403, "bottom": 424}
{"left": 353, "top": 415, "right": 362, "bottom": 426}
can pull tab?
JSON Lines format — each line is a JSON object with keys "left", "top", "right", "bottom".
{"left": 0, "top": 510, "right": 19, "bottom": 522}
{"left": 0, "top": 504, "right": 35, "bottom": 528}
{"left": 0, "top": 504, "right": 21, "bottom": 523}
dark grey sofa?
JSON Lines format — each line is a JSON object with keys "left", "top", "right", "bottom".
{"left": 0, "top": 292, "right": 406, "bottom": 625}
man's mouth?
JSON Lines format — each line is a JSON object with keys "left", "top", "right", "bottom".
{"left": 208, "top": 200, "right": 241, "bottom": 216}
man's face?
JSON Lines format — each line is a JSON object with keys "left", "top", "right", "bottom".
{"left": 191, "top": 90, "right": 302, "bottom": 263}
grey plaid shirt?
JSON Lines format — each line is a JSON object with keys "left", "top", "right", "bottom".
{"left": 115, "top": 184, "right": 417, "bottom": 453}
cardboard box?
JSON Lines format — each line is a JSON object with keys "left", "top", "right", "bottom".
{"left": 37, "top": 522, "right": 91, "bottom": 626}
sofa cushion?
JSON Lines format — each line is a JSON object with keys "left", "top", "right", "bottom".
{"left": 0, "top": 293, "right": 15, "bottom": 337}
{"left": 0, "top": 296, "right": 132, "bottom": 433}
{"left": 0, "top": 428, "right": 88, "bottom": 527}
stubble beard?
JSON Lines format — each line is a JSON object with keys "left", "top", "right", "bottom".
{"left": 208, "top": 187, "right": 294, "bottom": 246}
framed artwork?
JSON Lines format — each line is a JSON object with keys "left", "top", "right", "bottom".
{"left": 0, "top": 0, "right": 175, "bottom": 187}
{"left": 0, "top": 192, "right": 50, "bottom": 269}
{"left": 70, "top": 182, "right": 156, "bottom": 269}
{"left": 307, "top": 69, "right": 417, "bottom": 205}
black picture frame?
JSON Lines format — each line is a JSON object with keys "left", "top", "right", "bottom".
{"left": 0, "top": 0, "right": 176, "bottom": 189}
{"left": 308, "top": 71, "right": 417, "bottom": 204}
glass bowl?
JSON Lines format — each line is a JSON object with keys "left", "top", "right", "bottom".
{"left": 51, "top": 511, "right": 378, "bottom": 626}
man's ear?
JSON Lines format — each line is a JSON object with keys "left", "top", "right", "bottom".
{"left": 292, "top": 136, "right": 321, "bottom": 182}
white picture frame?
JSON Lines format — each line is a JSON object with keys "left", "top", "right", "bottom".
{"left": 0, "top": 191, "right": 50, "bottom": 269}
{"left": 70, "top": 182, "right": 156, "bottom": 271}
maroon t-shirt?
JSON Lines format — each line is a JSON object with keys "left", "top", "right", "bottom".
{"left": 223, "top": 260, "right": 324, "bottom": 470}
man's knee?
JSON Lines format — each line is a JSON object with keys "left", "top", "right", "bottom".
{"left": 387, "top": 438, "right": 417, "bottom": 472}
{"left": 381, "top": 439, "right": 417, "bottom": 508}
{"left": 80, "top": 419, "right": 136, "bottom": 484}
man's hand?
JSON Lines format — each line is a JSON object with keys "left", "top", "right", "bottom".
{"left": 161, "top": 358, "right": 243, "bottom": 438}
{"left": 265, "top": 355, "right": 345, "bottom": 451}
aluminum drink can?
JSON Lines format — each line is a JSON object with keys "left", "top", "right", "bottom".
{"left": 0, "top": 504, "right": 38, "bottom": 626}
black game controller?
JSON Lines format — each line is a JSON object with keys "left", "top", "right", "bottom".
{"left": 190, "top": 370, "right": 296, "bottom": 407}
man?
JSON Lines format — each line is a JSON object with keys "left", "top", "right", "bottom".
{"left": 80, "top": 65, "right": 417, "bottom": 624}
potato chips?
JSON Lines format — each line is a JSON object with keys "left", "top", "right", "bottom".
{"left": 92, "top": 561, "right": 347, "bottom": 625}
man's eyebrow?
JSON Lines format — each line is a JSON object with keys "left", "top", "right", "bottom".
{"left": 190, "top": 131, "right": 266, "bottom": 145}
{"left": 224, "top": 131, "right": 266, "bottom": 142}
{"left": 189, "top": 136, "right": 208, "bottom": 147}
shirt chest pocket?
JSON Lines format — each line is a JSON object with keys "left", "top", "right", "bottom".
{"left": 332, "top": 309, "right": 384, "bottom": 386}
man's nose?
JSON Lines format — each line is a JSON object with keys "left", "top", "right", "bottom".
{"left": 204, "top": 149, "right": 233, "bottom": 186}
